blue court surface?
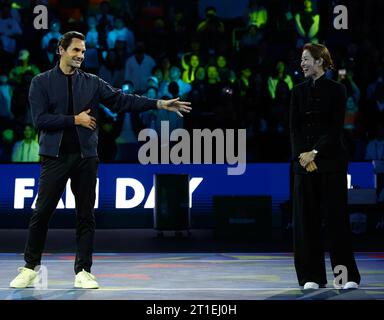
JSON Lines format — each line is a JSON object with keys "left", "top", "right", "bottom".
{"left": 0, "top": 252, "right": 383, "bottom": 300}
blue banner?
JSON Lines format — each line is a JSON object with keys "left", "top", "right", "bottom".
{"left": 0, "top": 163, "right": 375, "bottom": 228}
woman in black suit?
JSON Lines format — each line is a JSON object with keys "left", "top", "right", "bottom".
{"left": 289, "top": 43, "right": 360, "bottom": 290}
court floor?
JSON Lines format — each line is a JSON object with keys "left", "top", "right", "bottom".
{"left": 0, "top": 252, "right": 383, "bottom": 300}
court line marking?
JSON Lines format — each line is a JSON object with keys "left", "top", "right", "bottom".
{"left": 1, "top": 260, "right": 293, "bottom": 263}
{"left": 0, "top": 287, "right": 382, "bottom": 291}
{"left": 0, "top": 258, "right": 383, "bottom": 263}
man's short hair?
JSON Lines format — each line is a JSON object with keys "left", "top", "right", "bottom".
{"left": 58, "top": 31, "right": 85, "bottom": 51}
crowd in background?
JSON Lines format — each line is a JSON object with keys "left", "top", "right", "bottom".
{"left": 0, "top": 0, "right": 384, "bottom": 164}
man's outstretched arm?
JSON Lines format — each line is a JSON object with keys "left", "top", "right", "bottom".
{"left": 98, "top": 78, "right": 191, "bottom": 116}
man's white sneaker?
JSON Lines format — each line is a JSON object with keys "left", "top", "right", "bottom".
{"left": 10, "top": 267, "right": 38, "bottom": 288}
{"left": 74, "top": 269, "right": 99, "bottom": 289}
{"left": 303, "top": 282, "right": 320, "bottom": 290}
{"left": 342, "top": 281, "right": 359, "bottom": 290}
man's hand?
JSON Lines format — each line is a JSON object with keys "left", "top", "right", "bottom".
{"left": 299, "top": 151, "right": 317, "bottom": 168}
{"left": 75, "top": 109, "right": 97, "bottom": 130}
{"left": 305, "top": 161, "right": 318, "bottom": 172}
{"left": 157, "top": 97, "right": 192, "bottom": 117}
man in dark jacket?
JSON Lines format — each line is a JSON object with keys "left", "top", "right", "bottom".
{"left": 10, "top": 31, "right": 191, "bottom": 289}
{"left": 290, "top": 43, "right": 360, "bottom": 290}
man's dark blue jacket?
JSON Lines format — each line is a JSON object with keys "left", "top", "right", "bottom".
{"left": 29, "top": 64, "right": 157, "bottom": 158}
